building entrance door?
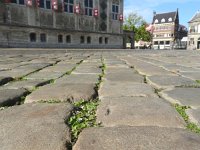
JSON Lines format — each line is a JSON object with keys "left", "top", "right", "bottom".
{"left": 198, "top": 38, "right": 200, "bottom": 49}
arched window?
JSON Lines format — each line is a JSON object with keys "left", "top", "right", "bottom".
{"left": 161, "top": 18, "right": 165, "bottom": 23}
{"left": 85, "top": 0, "right": 93, "bottom": 16}
{"left": 58, "top": 35, "right": 63, "bottom": 43}
{"left": 87, "top": 36, "right": 91, "bottom": 44}
{"left": 66, "top": 35, "right": 71, "bottom": 43}
{"left": 154, "top": 19, "right": 158, "bottom": 23}
{"left": 168, "top": 17, "right": 172, "bottom": 22}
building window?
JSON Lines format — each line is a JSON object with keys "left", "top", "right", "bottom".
{"left": 30, "top": 33, "right": 36, "bottom": 42}
{"left": 166, "top": 41, "right": 170, "bottom": 45}
{"left": 161, "top": 18, "right": 165, "bottom": 23}
{"left": 168, "top": 18, "right": 172, "bottom": 22}
{"left": 160, "top": 41, "right": 164, "bottom": 45}
{"left": 58, "top": 35, "right": 63, "bottom": 43}
{"left": 87, "top": 36, "right": 91, "bottom": 44}
{"left": 11, "top": 0, "right": 24, "bottom": 4}
{"left": 112, "top": 3, "right": 119, "bottom": 20}
{"left": 105, "top": 37, "right": 108, "bottom": 44}
{"left": 40, "top": 33, "right": 46, "bottom": 42}
{"left": 85, "top": 0, "right": 93, "bottom": 16}
{"left": 66, "top": 35, "right": 71, "bottom": 43}
{"left": 99, "top": 37, "right": 103, "bottom": 44}
{"left": 64, "top": 0, "right": 74, "bottom": 13}
{"left": 39, "top": 0, "right": 51, "bottom": 9}
{"left": 80, "top": 36, "right": 85, "bottom": 44}
{"left": 154, "top": 19, "right": 158, "bottom": 24}
{"left": 154, "top": 41, "right": 158, "bottom": 45}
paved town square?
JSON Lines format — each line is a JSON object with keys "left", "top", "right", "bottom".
{"left": 0, "top": 49, "right": 200, "bottom": 149}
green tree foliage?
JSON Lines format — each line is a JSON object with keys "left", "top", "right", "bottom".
{"left": 123, "top": 12, "right": 151, "bottom": 42}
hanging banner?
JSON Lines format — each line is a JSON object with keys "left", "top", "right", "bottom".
{"left": 119, "top": 14, "right": 123, "bottom": 21}
{"left": 94, "top": 9, "right": 98, "bottom": 17}
{"left": 26, "top": 0, "right": 33, "bottom": 6}
{"left": 52, "top": 0, "right": 58, "bottom": 11}
{"left": 74, "top": 4, "right": 80, "bottom": 14}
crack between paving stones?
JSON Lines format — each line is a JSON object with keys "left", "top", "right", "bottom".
{"left": 66, "top": 56, "right": 106, "bottom": 149}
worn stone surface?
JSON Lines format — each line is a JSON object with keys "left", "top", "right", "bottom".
{"left": 147, "top": 75, "right": 197, "bottom": 89}
{"left": 105, "top": 73, "right": 144, "bottom": 83}
{"left": 160, "top": 88, "right": 200, "bottom": 107}
{"left": 187, "top": 108, "right": 200, "bottom": 126}
{"left": 2, "top": 79, "right": 50, "bottom": 91}
{"left": 0, "top": 89, "right": 28, "bottom": 107}
{"left": 73, "top": 66, "right": 101, "bottom": 74}
{"left": 25, "top": 83, "right": 97, "bottom": 103}
{"left": 56, "top": 74, "right": 99, "bottom": 84}
{"left": 99, "top": 82, "right": 156, "bottom": 98}
{"left": 74, "top": 126, "right": 200, "bottom": 150}
{"left": 97, "top": 97, "right": 185, "bottom": 128}
{"left": 26, "top": 71, "right": 63, "bottom": 80}
{"left": 0, "top": 103, "right": 73, "bottom": 150}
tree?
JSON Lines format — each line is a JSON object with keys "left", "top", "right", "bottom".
{"left": 123, "top": 12, "right": 151, "bottom": 42}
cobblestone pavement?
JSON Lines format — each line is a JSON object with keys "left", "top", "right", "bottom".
{"left": 0, "top": 49, "right": 200, "bottom": 150}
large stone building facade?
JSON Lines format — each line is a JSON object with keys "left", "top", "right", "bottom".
{"left": 152, "top": 10, "right": 187, "bottom": 50}
{"left": 0, "top": 0, "right": 124, "bottom": 48}
{"left": 188, "top": 11, "right": 200, "bottom": 50}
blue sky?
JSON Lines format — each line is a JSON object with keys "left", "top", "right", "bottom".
{"left": 124, "top": 0, "right": 200, "bottom": 27}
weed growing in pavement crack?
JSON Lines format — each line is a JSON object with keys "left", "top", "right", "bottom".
{"left": 174, "top": 104, "right": 200, "bottom": 134}
{"left": 68, "top": 99, "right": 100, "bottom": 143}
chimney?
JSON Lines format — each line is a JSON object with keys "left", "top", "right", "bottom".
{"left": 153, "top": 11, "right": 156, "bottom": 16}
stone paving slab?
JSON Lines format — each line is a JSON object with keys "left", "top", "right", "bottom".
{"left": 180, "top": 72, "right": 200, "bottom": 80}
{"left": 0, "top": 89, "right": 28, "bottom": 107}
{"left": 40, "top": 64, "right": 76, "bottom": 73}
{"left": 56, "top": 74, "right": 99, "bottom": 84}
{"left": 160, "top": 88, "right": 200, "bottom": 108}
{"left": 99, "top": 82, "right": 156, "bottom": 98}
{"left": 105, "top": 67, "right": 134, "bottom": 74}
{"left": 25, "top": 83, "right": 97, "bottom": 103}
{"left": 105, "top": 72, "right": 144, "bottom": 83}
{"left": 97, "top": 97, "right": 185, "bottom": 128}
{"left": 2, "top": 79, "right": 50, "bottom": 91}
{"left": 0, "top": 76, "right": 13, "bottom": 86}
{"left": 187, "top": 108, "right": 200, "bottom": 126}
{"left": 73, "top": 126, "right": 200, "bottom": 150}
{"left": 147, "top": 75, "right": 198, "bottom": 89}
{"left": 26, "top": 71, "right": 63, "bottom": 80}
{"left": 73, "top": 66, "right": 101, "bottom": 74}
{"left": 0, "top": 103, "right": 73, "bottom": 150}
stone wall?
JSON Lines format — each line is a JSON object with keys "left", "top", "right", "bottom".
{"left": 0, "top": 24, "right": 123, "bottom": 48}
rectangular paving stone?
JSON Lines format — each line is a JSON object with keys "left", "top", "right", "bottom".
{"left": 147, "top": 75, "right": 198, "bottom": 89}
{"left": 25, "top": 83, "right": 97, "bottom": 103}
{"left": 2, "top": 79, "right": 50, "bottom": 91}
{"left": 99, "top": 82, "right": 156, "bottom": 98}
{"left": 105, "top": 72, "right": 144, "bottom": 83}
{"left": 26, "top": 71, "right": 63, "bottom": 80}
{"left": 97, "top": 97, "right": 185, "bottom": 128}
{"left": 0, "top": 89, "right": 28, "bottom": 107}
{"left": 40, "top": 64, "right": 76, "bottom": 73}
{"left": 74, "top": 126, "right": 200, "bottom": 150}
{"left": 187, "top": 108, "right": 200, "bottom": 126}
{"left": 73, "top": 66, "right": 101, "bottom": 74}
{"left": 0, "top": 103, "right": 73, "bottom": 150}
{"left": 160, "top": 88, "right": 200, "bottom": 108}
{"left": 56, "top": 74, "right": 99, "bottom": 84}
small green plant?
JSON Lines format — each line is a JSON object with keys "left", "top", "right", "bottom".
{"left": 39, "top": 99, "right": 61, "bottom": 103}
{"left": 68, "top": 99, "right": 100, "bottom": 143}
{"left": 196, "top": 80, "right": 200, "bottom": 84}
{"left": 174, "top": 104, "right": 200, "bottom": 134}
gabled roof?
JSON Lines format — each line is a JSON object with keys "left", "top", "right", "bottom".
{"left": 189, "top": 11, "right": 200, "bottom": 23}
{"left": 153, "top": 11, "right": 177, "bottom": 24}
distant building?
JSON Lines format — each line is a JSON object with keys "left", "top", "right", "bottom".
{"left": 0, "top": 0, "right": 124, "bottom": 48}
{"left": 152, "top": 9, "right": 187, "bottom": 50}
{"left": 188, "top": 10, "right": 200, "bottom": 50}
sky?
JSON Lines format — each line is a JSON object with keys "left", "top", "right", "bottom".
{"left": 124, "top": 0, "right": 200, "bottom": 27}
